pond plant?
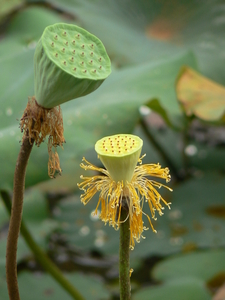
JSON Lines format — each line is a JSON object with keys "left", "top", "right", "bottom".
{"left": 5, "top": 23, "right": 111, "bottom": 300}
{"left": 78, "top": 134, "right": 172, "bottom": 299}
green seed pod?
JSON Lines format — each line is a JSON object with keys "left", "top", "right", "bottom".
{"left": 95, "top": 134, "right": 143, "bottom": 183}
{"left": 34, "top": 23, "right": 111, "bottom": 108}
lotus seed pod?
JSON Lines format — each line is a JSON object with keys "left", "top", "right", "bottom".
{"left": 95, "top": 134, "right": 143, "bottom": 183}
{"left": 34, "top": 23, "right": 111, "bottom": 108}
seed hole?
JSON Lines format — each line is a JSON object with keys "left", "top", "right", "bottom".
{"left": 65, "top": 41, "right": 68, "bottom": 46}
{"left": 51, "top": 42, "right": 54, "bottom": 47}
{"left": 55, "top": 53, "right": 58, "bottom": 57}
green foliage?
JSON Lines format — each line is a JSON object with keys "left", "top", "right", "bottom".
{"left": 0, "top": 0, "right": 225, "bottom": 299}
{"left": 152, "top": 249, "right": 225, "bottom": 282}
{"left": 0, "top": 272, "right": 110, "bottom": 300}
{"left": 133, "top": 278, "right": 211, "bottom": 300}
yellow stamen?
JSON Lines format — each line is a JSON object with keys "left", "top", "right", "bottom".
{"left": 78, "top": 155, "right": 172, "bottom": 248}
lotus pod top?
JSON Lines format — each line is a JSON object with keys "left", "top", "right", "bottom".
{"left": 34, "top": 23, "right": 111, "bottom": 108}
{"left": 95, "top": 134, "right": 143, "bottom": 183}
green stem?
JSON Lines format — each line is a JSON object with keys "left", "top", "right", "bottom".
{"left": 5, "top": 137, "right": 34, "bottom": 300}
{"left": 119, "top": 205, "right": 131, "bottom": 300}
{"left": 140, "top": 118, "right": 183, "bottom": 181}
{"left": 1, "top": 190, "right": 85, "bottom": 300}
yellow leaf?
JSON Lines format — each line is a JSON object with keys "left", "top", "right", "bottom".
{"left": 176, "top": 67, "right": 225, "bottom": 122}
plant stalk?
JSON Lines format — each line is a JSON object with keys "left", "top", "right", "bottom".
{"left": 1, "top": 191, "right": 85, "bottom": 300}
{"left": 119, "top": 205, "right": 131, "bottom": 300}
{"left": 5, "top": 137, "right": 34, "bottom": 300}
{"left": 140, "top": 117, "right": 183, "bottom": 181}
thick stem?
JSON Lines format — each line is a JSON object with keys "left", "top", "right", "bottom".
{"left": 1, "top": 191, "right": 85, "bottom": 300}
{"left": 119, "top": 206, "right": 131, "bottom": 300}
{"left": 6, "top": 137, "right": 34, "bottom": 300}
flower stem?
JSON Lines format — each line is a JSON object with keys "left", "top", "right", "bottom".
{"left": 5, "top": 137, "right": 34, "bottom": 300}
{"left": 119, "top": 204, "right": 131, "bottom": 300}
{"left": 140, "top": 117, "right": 183, "bottom": 181}
{"left": 1, "top": 191, "right": 85, "bottom": 300}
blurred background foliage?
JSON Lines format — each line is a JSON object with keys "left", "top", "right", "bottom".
{"left": 0, "top": 0, "right": 225, "bottom": 299}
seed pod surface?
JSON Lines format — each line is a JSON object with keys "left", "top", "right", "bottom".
{"left": 34, "top": 23, "right": 111, "bottom": 108}
{"left": 95, "top": 134, "right": 143, "bottom": 183}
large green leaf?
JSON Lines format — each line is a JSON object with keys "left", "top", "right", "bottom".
{"left": 51, "top": 0, "right": 225, "bottom": 84}
{"left": 133, "top": 278, "right": 211, "bottom": 300}
{"left": 0, "top": 271, "right": 110, "bottom": 300}
{"left": 152, "top": 249, "right": 225, "bottom": 282}
{"left": 0, "top": 18, "right": 196, "bottom": 190}
{"left": 52, "top": 172, "right": 225, "bottom": 258}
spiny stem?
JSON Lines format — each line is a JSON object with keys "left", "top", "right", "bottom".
{"left": 5, "top": 137, "right": 34, "bottom": 300}
{"left": 119, "top": 205, "right": 131, "bottom": 300}
{"left": 1, "top": 191, "right": 85, "bottom": 300}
